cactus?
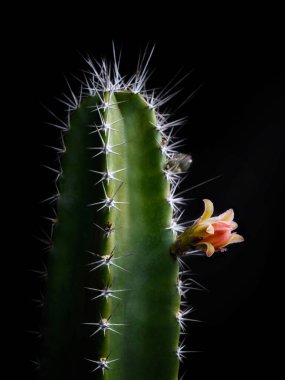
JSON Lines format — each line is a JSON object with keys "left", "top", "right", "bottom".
{"left": 37, "top": 47, "right": 243, "bottom": 380}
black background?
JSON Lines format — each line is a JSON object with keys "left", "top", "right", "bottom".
{"left": 15, "top": 2, "right": 284, "bottom": 379}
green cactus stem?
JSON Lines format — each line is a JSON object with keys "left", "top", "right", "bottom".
{"left": 39, "top": 51, "right": 197, "bottom": 380}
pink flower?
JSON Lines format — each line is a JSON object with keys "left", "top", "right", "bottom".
{"left": 172, "top": 199, "right": 244, "bottom": 257}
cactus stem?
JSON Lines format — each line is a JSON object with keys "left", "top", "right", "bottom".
{"left": 40, "top": 47, "right": 204, "bottom": 379}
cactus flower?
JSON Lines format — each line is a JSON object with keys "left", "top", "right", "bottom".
{"left": 172, "top": 199, "right": 244, "bottom": 257}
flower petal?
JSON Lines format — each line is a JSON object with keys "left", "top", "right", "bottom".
{"left": 206, "top": 224, "right": 215, "bottom": 234}
{"left": 203, "top": 229, "right": 232, "bottom": 248}
{"left": 218, "top": 208, "right": 234, "bottom": 222}
{"left": 211, "top": 221, "right": 232, "bottom": 232}
{"left": 201, "top": 199, "right": 214, "bottom": 221}
{"left": 195, "top": 242, "right": 216, "bottom": 257}
{"left": 230, "top": 221, "right": 238, "bottom": 230}
{"left": 227, "top": 233, "right": 244, "bottom": 244}
{"left": 191, "top": 222, "right": 213, "bottom": 237}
